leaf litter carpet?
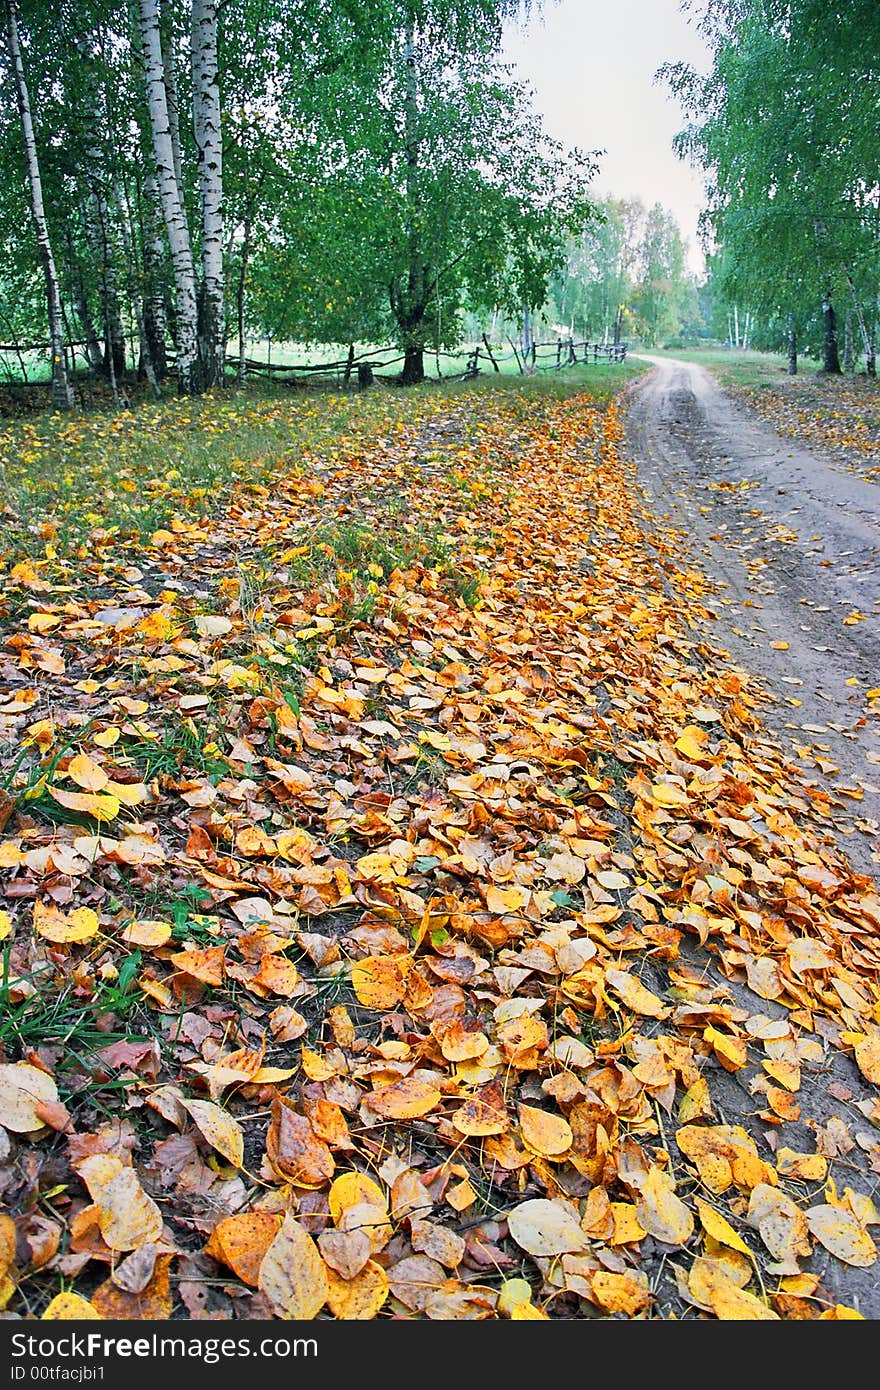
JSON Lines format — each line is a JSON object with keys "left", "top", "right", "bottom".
{"left": 1, "top": 384, "right": 880, "bottom": 1321}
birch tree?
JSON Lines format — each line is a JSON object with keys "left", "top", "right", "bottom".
{"left": 138, "top": 0, "right": 201, "bottom": 393}
{"left": 192, "top": 0, "right": 224, "bottom": 385}
{"left": 4, "top": 0, "right": 73, "bottom": 408}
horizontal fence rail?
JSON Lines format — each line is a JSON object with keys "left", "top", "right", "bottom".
{"left": 227, "top": 337, "right": 628, "bottom": 382}
{"left": 1, "top": 336, "right": 628, "bottom": 389}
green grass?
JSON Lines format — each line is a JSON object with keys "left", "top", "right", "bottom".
{"left": 0, "top": 359, "right": 642, "bottom": 571}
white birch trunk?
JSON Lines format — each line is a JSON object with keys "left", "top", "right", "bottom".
{"left": 5, "top": 0, "right": 73, "bottom": 409}
{"left": 113, "top": 174, "right": 160, "bottom": 398}
{"left": 142, "top": 172, "right": 168, "bottom": 379}
{"left": 192, "top": 0, "right": 224, "bottom": 386}
{"left": 139, "top": 0, "right": 201, "bottom": 393}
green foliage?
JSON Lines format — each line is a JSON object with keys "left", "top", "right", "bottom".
{"left": 663, "top": 0, "right": 880, "bottom": 365}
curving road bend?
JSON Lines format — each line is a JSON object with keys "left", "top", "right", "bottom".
{"left": 624, "top": 355, "right": 880, "bottom": 874}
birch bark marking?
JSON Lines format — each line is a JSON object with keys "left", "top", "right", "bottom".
{"left": 4, "top": 0, "right": 73, "bottom": 409}
{"left": 192, "top": 0, "right": 224, "bottom": 386}
{"left": 139, "top": 0, "right": 201, "bottom": 393}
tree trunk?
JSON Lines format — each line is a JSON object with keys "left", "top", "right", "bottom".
{"left": 192, "top": 0, "right": 224, "bottom": 387}
{"left": 786, "top": 312, "right": 797, "bottom": 375}
{"left": 822, "top": 293, "right": 842, "bottom": 374}
{"left": 236, "top": 211, "right": 252, "bottom": 387}
{"left": 613, "top": 303, "right": 623, "bottom": 347}
{"left": 113, "top": 175, "right": 160, "bottom": 399}
{"left": 402, "top": 341, "right": 424, "bottom": 385}
{"left": 139, "top": 0, "right": 201, "bottom": 394}
{"left": 65, "top": 222, "right": 104, "bottom": 373}
{"left": 159, "top": 0, "right": 184, "bottom": 193}
{"left": 396, "top": 14, "right": 427, "bottom": 388}
{"left": 845, "top": 272, "right": 875, "bottom": 378}
{"left": 843, "top": 310, "right": 854, "bottom": 374}
{"left": 521, "top": 303, "right": 534, "bottom": 372}
{"left": 5, "top": 0, "right": 73, "bottom": 409}
{"left": 141, "top": 172, "right": 168, "bottom": 380}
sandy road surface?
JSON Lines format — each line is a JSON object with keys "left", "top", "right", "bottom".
{"left": 625, "top": 355, "right": 880, "bottom": 876}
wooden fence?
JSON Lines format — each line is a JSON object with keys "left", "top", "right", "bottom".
{"left": 1, "top": 334, "right": 628, "bottom": 388}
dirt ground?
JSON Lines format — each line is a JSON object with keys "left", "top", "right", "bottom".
{"left": 626, "top": 355, "right": 880, "bottom": 878}
{"left": 621, "top": 358, "right": 880, "bottom": 1316}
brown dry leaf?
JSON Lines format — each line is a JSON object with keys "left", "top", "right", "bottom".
{"left": 0, "top": 1062, "right": 62, "bottom": 1134}
{"left": 687, "top": 1256, "right": 748, "bottom": 1310}
{"left": 249, "top": 954, "right": 299, "bottom": 997}
{"left": 679, "top": 1075, "right": 713, "bottom": 1123}
{"left": 90, "top": 1255, "right": 173, "bottom": 1319}
{"left": 386, "top": 1254, "right": 446, "bottom": 1313}
{"left": 695, "top": 1198, "right": 752, "bottom": 1258}
{"left": 451, "top": 1084, "right": 509, "bottom": 1137}
{"left": 205, "top": 1212, "right": 284, "bottom": 1286}
{"left": 179, "top": 1097, "right": 244, "bottom": 1168}
{"left": 806, "top": 1205, "right": 877, "bottom": 1268}
{"left": 67, "top": 753, "right": 109, "bottom": 791}
{"left": 266, "top": 1097, "right": 335, "bottom": 1186}
{"left": 259, "top": 1214, "right": 329, "bottom": 1319}
{"left": 506, "top": 1199, "right": 591, "bottom": 1257}
{"left": 518, "top": 1103, "right": 573, "bottom": 1158}
{"left": 364, "top": 1077, "right": 441, "bottom": 1120}
{"left": 325, "top": 1260, "right": 389, "bottom": 1320}
{"left": 48, "top": 786, "right": 120, "bottom": 822}
{"left": 746, "top": 1184, "right": 811, "bottom": 1274}
{"left": 411, "top": 1219, "right": 466, "bottom": 1269}
{"left": 336, "top": 1202, "right": 393, "bottom": 1254}
{"left": 589, "top": 1269, "right": 651, "bottom": 1316}
{"left": 120, "top": 920, "right": 173, "bottom": 948}
{"left": 634, "top": 1166, "right": 694, "bottom": 1246}
{"left": 854, "top": 1036, "right": 880, "bottom": 1085}
{"left": 94, "top": 1168, "right": 164, "bottom": 1251}
{"left": 0, "top": 1216, "right": 16, "bottom": 1281}
{"left": 676, "top": 1124, "right": 771, "bottom": 1193}
{"left": 432, "top": 1018, "right": 489, "bottom": 1061}
{"left": 42, "top": 1292, "right": 102, "bottom": 1319}
{"left": 317, "top": 1229, "right": 372, "bottom": 1280}
{"left": 776, "top": 1149, "right": 828, "bottom": 1183}
{"left": 169, "top": 946, "right": 226, "bottom": 986}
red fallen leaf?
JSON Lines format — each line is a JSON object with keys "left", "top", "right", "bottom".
{"left": 96, "top": 1040, "right": 160, "bottom": 1078}
{"left": 32, "top": 1099, "right": 72, "bottom": 1132}
{"left": 205, "top": 1212, "right": 283, "bottom": 1286}
{"left": 184, "top": 824, "right": 216, "bottom": 860}
{"left": 169, "top": 946, "right": 226, "bottom": 986}
{"left": 266, "top": 1096, "right": 335, "bottom": 1186}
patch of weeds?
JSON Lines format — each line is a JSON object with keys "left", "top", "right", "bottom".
{"left": 599, "top": 753, "right": 631, "bottom": 787}
{"left": 0, "top": 946, "right": 151, "bottom": 1089}
{"left": 1, "top": 725, "right": 96, "bottom": 828}
{"left": 166, "top": 887, "right": 217, "bottom": 940}
{"left": 446, "top": 570, "right": 483, "bottom": 609}
{"left": 123, "top": 717, "right": 230, "bottom": 783}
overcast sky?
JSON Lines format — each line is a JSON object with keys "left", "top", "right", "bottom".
{"left": 500, "top": 0, "right": 712, "bottom": 274}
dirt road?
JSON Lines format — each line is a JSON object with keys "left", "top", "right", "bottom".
{"left": 625, "top": 355, "right": 880, "bottom": 876}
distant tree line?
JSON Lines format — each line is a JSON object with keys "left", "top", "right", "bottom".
{"left": 548, "top": 195, "right": 709, "bottom": 349}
